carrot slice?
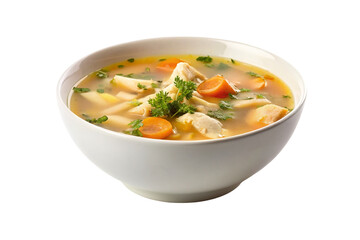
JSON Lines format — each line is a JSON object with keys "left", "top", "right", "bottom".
{"left": 251, "top": 77, "right": 267, "bottom": 90}
{"left": 197, "top": 75, "right": 237, "bottom": 98}
{"left": 139, "top": 117, "right": 173, "bottom": 139}
{"left": 156, "top": 58, "right": 184, "bottom": 72}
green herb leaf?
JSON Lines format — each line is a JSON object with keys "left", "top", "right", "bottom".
{"left": 217, "top": 62, "right": 230, "bottom": 71}
{"left": 228, "top": 93, "right": 238, "bottom": 99}
{"left": 246, "top": 71, "right": 263, "bottom": 78}
{"left": 117, "top": 64, "right": 124, "bottom": 68}
{"left": 148, "top": 91, "right": 172, "bottom": 117}
{"left": 73, "top": 87, "right": 90, "bottom": 93}
{"left": 169, "top": 100, "right": 197, "bottom": 118}
{"left": 145, "top": 67, "right": 150, "bottom": 72}
{"left": 283, "top": 95, "right": 291, "bottom": 98}
{"left": 196, "top": 55, "right": 213, "bottom": 63}
{"left": 127, "top": 58, "right": 135, "bottom": 63}
{"left": 148, "top": 76, "right": 197, "bottom": 118}
{"left": 207, "top": 110, "right": 233, "bottom": 120}
{"left": 174, "top": 76, "right": 197, "bottom": 101}
{"left": 129, "top": 99, "right": 142, "bottom": 106}
{"left": 116, "top": 73, "right": 154, "bottom": 80}
{"left": 126, "top": 73, "right": 134, "bottom": 78}
{"left": 96, "top": 89, "right": 105, "bottom": 93}
{"left": 158, "top": 58, "right": 166, "bottom": 61}
{"left": 256, "top": 94, "right": 265, "bottom": 99}
{"left": 230, "top": 59, "right": 236, "bottom": 64}
{"left": 124, "top": 119, "right": 143, "bottom": 136}
{"left": 129, "top": 119, "right": 143, "bottom": 129}
{"left": 239, "top": 88, "right": 251, "bottom": 92}
{"left": 85, "top": 115, "right": 108, "bottom": 124}
{"left": 96, "top": 69, "right": 108, "bottom": 79}
{"left": 219, "top": 100, "right": 232, "bottom": 110}
{"left": 151, "top": 83, "right": 160, "bottom": 88}
{"left": 137, "top": 83, "right": 148, "bottom": 90}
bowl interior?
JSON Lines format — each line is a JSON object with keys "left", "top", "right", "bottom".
{"left": 58, "top": 37, "right": 305, "bottom": 116}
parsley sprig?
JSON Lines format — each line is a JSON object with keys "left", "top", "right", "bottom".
{"left": 148, "top": 76, "right": 197, "bottom": 118}
{"left": 148, "top": 91, "right": 172, "bottom": 117}
{"left": 174, "top": 76, "right": 197, "bottom": 101}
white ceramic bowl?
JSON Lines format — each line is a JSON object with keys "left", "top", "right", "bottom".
{"left": 57, "top": 37, "right": 306, "bottom": 202}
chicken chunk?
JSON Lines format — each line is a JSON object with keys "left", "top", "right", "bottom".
{"left": 176, "top": 112, "right": 223, "bottom": 139}
{"left": 190, "top": 96, "right": 219, "bottom": 113}
{"left": 162, "top": 62, "right": 207, "bottom": 86}
{"left": 251, "top": 104, "right": 289, "bottom": 125}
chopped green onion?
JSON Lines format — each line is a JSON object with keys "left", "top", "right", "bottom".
{"left": 85, "top": 115, "right": 108, "bottom": 124}
{"left": 239, "top": 88, "right": 251, "bottom": 92}
{"left": 246, "top": 71, "right": 263, "bottom": 79}
{"left": 228, "top": 93, "right": 238, "bottom": 99}
{"left": 196, "top": 55, "right": 213, "bottom": 63}
{"left": 73, "top": 87, "right": 90, "bottom": 93}
{"left": 137, "top": 83, "right": 148, "bottom": 90}
{"left": 219, "top": 100, "right": 232, "bottom": 110}
{"left": 129, "top": 99, "right": 142, "bottom": 106}
{"left": 151, "top": 83, "right": 160, "bottom": 88}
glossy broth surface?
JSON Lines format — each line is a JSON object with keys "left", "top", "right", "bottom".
{"left": 69, "top": 55, "right": 294, "bottom": 140}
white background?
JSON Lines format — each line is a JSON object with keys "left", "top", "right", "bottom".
{"left": 1, "top": 0, "right": 359, "bottom": 239}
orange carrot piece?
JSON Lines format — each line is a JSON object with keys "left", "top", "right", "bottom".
{"left": 139, "top": 117, "right": 173, "bottom": 139}
{"left": 251, "top": 77, "right": 267, "bottom": 90}
{"left": 197, "top": 75, "right": 237, "bottom": 98}
{"left": 156, "top": 58, "right": 184, "bottom": 72}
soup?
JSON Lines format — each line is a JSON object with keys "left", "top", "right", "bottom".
{"left": 69, "top": 55, "right": 294, "bottom": 140}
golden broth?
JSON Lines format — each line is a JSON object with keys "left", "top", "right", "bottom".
{"left": 69, "top": 55, "right": 294, "bottom": 140}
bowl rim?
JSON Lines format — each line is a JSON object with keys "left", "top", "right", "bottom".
{"left": 57, "top": 36, "right": 307, "bottom": 145}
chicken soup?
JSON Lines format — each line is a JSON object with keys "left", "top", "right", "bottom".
{"left": 69, "top": 55, "right": 294, "bottom": 140}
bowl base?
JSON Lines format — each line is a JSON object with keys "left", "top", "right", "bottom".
{"left": 124, "top": 182, "right": 241, "bottom": 203}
